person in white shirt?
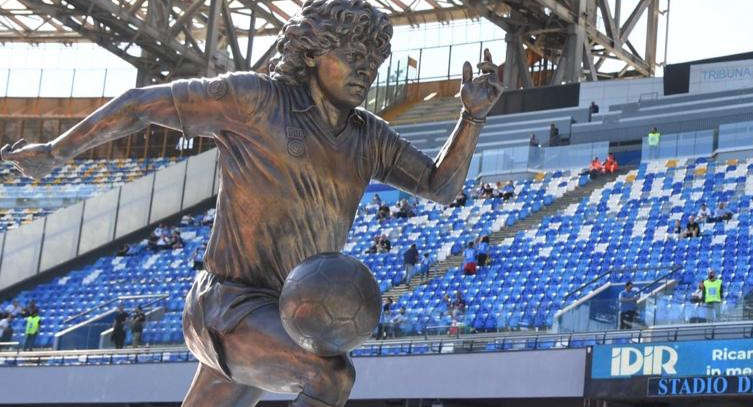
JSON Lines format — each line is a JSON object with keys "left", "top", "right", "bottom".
{"left": 697, "top": 203, "right": 710, "bottom": 223}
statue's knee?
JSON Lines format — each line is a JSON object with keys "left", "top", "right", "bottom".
{"left": 301, "top": 357, "right": 355, "bottom": 406}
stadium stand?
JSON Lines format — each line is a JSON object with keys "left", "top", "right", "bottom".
{"left": 0, "top": 157, "right": 180, "bottom": 231}
{"left": 389, "top": 156, "right": 753, "bottom": 335}
{"left": 0, "top": 169, "right": 585, "bottom": 350}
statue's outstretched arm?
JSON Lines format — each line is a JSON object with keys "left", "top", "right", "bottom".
{"left": 0, "top": 84, "right": 179, "bottom": 179}
{"left": 383, "top": 50, "right": 504, "bottom": 205}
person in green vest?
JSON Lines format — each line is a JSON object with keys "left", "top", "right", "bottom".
{"left": 647, "top": 127, "right": 661, "bottom": 160}
{"left": 702, "top": 269, "right": 723, "bottom": 322}
{"left": 23, "top": 309, "right": 40, "bottom": 351}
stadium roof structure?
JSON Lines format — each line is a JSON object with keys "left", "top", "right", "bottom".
{"left": 0, "top": 0, "right": 661, "bottom": 87}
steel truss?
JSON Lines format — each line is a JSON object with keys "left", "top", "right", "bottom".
{"left": 0, "top": 1, "right": 662, "bottom": 86}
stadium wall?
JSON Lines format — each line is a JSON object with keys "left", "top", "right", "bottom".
{"left": 0, "top": 349, "right": 586, "bottom": 404}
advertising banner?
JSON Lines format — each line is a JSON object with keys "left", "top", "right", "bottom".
{"left": 586, "top": 339, "right": 753, "bottom": 399}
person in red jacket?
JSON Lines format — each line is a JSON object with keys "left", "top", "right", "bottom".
{"left": 589, "top": 157, "right": 604, "bottom": 178}
{"left": 603, "top": 153, "right": 618, "bottom": 173}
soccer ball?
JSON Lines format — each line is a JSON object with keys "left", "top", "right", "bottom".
{"left": 279, "top": 252, "right": 381, "bottom": 357}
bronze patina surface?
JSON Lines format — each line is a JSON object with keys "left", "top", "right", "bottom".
{"left": 1, "top": 1, "right": 503, "bottom": 405}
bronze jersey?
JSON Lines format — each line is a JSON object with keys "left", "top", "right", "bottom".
{"left": 171, "top": 72, "right": 428, "bottom": 291}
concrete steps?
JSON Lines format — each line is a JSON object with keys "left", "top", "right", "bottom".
{"left": 389, "top": 97, "right": 462, "bottom": 126}
{"left": 381, "top": 170, "right": 626, "bottom": 301}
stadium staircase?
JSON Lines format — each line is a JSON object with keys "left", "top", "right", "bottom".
{"left": 382, "top": 169, "right": 626, "bottom": 300}
{"left": 388, "top": 96, "right": 462, "bottom": 126}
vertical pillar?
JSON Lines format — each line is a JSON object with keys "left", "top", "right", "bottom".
{"left": 245, "top": 10, "right": 257, "bottom": 70}
{"left": 644, "top": 0, "right": 660, "bottom": 75}
{"left": 204, "top": 0, "right": 222, "bottom": 76}
{"left": 138, "top": 0, "right": 171, "bottom": 85}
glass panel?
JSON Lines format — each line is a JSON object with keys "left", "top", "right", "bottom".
{"left": 71, "top": 69, "right": 106, "bottom": 97}
{"left": 6, "top": 69, "right": 41, "bottom": 97}
{"left": 39, "top": 69, "right": 75, "bottom": 97}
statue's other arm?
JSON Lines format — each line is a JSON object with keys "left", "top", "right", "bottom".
{"left": 378, "top": 51, "right": 503, "bottom": 205}
{"left": 0, "top": 85, "right": 179, "bottom": 179}
{"left": 1, "top": 72, "right": 259, "bottom": 179}
{"left": 381, "top": 113, "right": 484, "bottom": 205}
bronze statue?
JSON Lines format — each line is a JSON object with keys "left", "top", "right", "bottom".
{"left": 1, "top": 1, "right": 503, "bottom": 405}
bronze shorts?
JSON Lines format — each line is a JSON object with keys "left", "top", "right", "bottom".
{"left": 183, "top": 270, "right": 279, "bottom": 380}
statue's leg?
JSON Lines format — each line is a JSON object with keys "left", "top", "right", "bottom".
{"left": 220, "top": 303, "right": 356, "bottom": 407}
{"left": 182, "top": 363, "right": 264, "bottom": 407}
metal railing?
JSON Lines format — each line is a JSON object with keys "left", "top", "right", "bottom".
{"left": 2, "top": 321, "right": 753, "bottom": 366}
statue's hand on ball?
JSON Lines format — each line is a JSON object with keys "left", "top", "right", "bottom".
{"left": 279, "top": 252, "right": 382, "bottom": 357}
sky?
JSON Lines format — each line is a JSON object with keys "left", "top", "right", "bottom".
{"left": 0, "top": 0, "right": 752, "bottom": 97}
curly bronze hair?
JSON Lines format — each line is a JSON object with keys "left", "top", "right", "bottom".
{"left": 270, "top": 0, "right": 392, "bottom": 85}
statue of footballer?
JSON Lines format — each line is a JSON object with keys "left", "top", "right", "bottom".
{"left": 1, "top": 1, "right": 504, "bottom": 405}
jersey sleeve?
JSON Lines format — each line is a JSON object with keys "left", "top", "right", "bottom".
{"left": 170, "top": 72, "right": 268, "bottom": 138}
{"left": 370, "top": 118, "right": 435, "bottom": 194}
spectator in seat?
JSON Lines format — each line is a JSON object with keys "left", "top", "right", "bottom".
{"left": 111, "top": 305, "right": 128, "bottom": 349}
{"left": 702, "top": 270, "right": 723, "bottom": 322}
{"left": 603, "top": 153, "right": 618, "bottom": 173}
{"left": 501, "top": 180, "right": 514, "bottom": 201}
{"left": 201, "top": 209, "right": 215, "bottom": 226}
{"left": 192, "top": 243, "right": 207, "bottom": 270}
{"left": 672, "top": 219, "right": 686, "bottom": 238}
{"left": 451, "top": 291, "right": 466, "bottom": 318}
{"left": 689, "top": 283, "right": 706, "bottom": 323}
{"left": 378, "top": 235, "right": 391, "bottom": 253}
{"left": 390, "top": 307, "right": 407, "bottom": 338}
{"left": 476, "top": 235, "right": 490, "bottom": 266}
{"left": 588, "top": 101, "right": 599, "bottom": 121}
{"left": 647, "top": 127, "right": 661, "bottom": 160}
{"left": 171, "top": 230, "right": 184, "bottom": 250}
{"left": 402, "top": 244, "right": 419, "bottom": 287}
{"left": 418, "top": 252, "right": 434, "bottom": 282}
{"left": 4, "top": 300, "right": 22, "bottom": 317}
{"left": 23, "top": 309, "right": 40, "bottom": 351}
{"left": 371, "top": 194, "right": 382, "bottom": 206}
{"left": 549, "top": 123, "right": 560, "bottom": 147}
{"left": 697, "top": 203, "right": 711, "bottom": 223}
{"left": 449, "top": 190, "right": 467, "bottom": 208}
{"left": 618, "top": 281, "right": 638, "bottom": 330}
{"left": 481, "top": 183, "right": 494, "bottom": 199}
{"left": 376, "top": 203, "right": 391, "bottom": 222}
{"left": 589, "top": 157, "right": 604, "bottom": 179}
{"left": 463, "top": 241, "right": 477, "bottom": 275}
{"left": 131, "top": 306, "right": 146, "bottom": 348}
{"left": 377, "top": 297, "right": 394, "bottom": 339}
{"left": 529, "top": 133, "right": 541, "bottom": 147}
{"left": 0, "top": 314, "right": 12, "bottom": 347}
{"left": 709, "top": 202, "right": 732, "bottom": 222}
{"left": 395, "top": 199, "right": 414, "bottom": 219}
{"left": 686, "top": 216, "right": 700, "bottom": 238}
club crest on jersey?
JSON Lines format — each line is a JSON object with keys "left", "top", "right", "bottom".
{"left": 207, "top": 79, "right": 228, "bottom": 100}
{"left": 286, "top": 127, "right": 306, "bottom": 157}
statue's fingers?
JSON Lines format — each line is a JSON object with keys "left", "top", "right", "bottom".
{"left": 11, "top": 139, "right": 27, "bottom": 150}
{"left": 477, "top": 61, "right": 497, "bottom": 74}
{"left": 462, "top": 61, "right": 473, "bottom": 84}
{"left": 483, "top": 48, "right": 493, "bottom": 63}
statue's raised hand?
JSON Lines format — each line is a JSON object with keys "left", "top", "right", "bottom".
{"left": 0, "top": 139, "right": 62, "bottom": 179}
{"left": 460, "top": 49, "right": 504, "bottom": 120}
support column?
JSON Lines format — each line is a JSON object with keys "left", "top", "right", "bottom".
{"left": 644, "top": 0, "right": 659, "bottom": 75}
{"left": 204, "top": 0, "right": 223, "bottom": 76}
{"left": 137, "top": 0, "right": 171, "bottom": 86}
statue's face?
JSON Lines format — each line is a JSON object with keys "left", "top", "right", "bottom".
{"left": 312, "top": 43, "right": 381, "bottom": 110}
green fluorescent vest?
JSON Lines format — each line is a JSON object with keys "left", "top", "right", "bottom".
{"left": 704, "top": 279, "right": 722, "bottom": 303}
